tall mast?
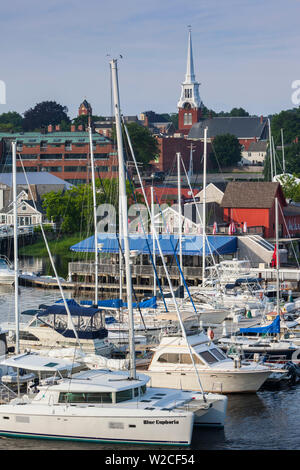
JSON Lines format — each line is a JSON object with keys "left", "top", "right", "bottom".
{"left": 110, "top": 58, "right": 136, "bottom": 379}
{"left": 151, "top": 185, "right": 156, "bottom": 297}
{"left": 202, "top": 127, "right": 208, "bottom": 285}
{"left": 177, "top": 152, "right": 183, "bottom": 286}
{"left": 188, "top": 143, "right": 194, "bottom": 180}
{"left": 268, "top": 118, "right": 273, "bottom": 180}
{"left": 281, "top": 128, "right": 285, "bottom": 174}
{"left": 275, "top": 197, "right": 280, "bottom": 315}
{"left": 12, "top": 141, "right": 19, "bottom": 354}
{"left": 88, "top": 119, "right": 99, "bottom": 305}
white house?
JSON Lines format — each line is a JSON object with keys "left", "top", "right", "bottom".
{"left": 241, "top": 141, "right": 268, "bottom": 166}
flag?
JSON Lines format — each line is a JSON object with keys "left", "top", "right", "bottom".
{"left": 271, "top": 244, "right": 278, "bottom": 268}
{"left": 228, "top": 221, "right": 236, "bottom": 235}
{"left": 213, "top": 222, "right": 218, "bottom": 235}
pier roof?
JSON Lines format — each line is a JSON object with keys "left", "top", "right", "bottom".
{"left": 70, "top": 234, "right": 237, "bottom": 256}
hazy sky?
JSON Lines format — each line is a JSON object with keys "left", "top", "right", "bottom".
{"left": 0, "top": 0, "right": 299, "bottom": 119}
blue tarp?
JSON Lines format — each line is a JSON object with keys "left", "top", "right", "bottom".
{"left": 80, "top": 296, "right": 157, "bottom": 309}
{"left": 239, "top": 315, "right": 281, "bottom": 335}
{"left": 70, "top": 234, "right": 237, "bottom": 257}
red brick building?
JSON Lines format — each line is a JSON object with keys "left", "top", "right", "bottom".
{"left": 0, "top": 126, "right": 118, "bottom": 185}
{"left": 152, "top": 136, "right": 212, "bottom": 174}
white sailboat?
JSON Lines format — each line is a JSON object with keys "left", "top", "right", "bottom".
{"left": 0, "top": 59, "right": 221, "bottom": 445}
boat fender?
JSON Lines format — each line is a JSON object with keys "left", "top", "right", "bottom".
{"left": 207, "top": 328, "right": 214, "bottom": 341}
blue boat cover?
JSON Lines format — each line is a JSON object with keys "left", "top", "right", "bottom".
{"left": 38, "top": 299, "right": 99, "bottom": 317}
{"left": 80, "top": 296, "right": 157, "bottom": 309}
{"left": 70, "top": 234, "right": 237, "bottom": 257}
{"left": 239, "top": 315, "right": 280, "bottom": 334}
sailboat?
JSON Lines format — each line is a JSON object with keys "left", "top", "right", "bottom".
{"left": 0, "top": 59, "right": 222, "bottom": 445}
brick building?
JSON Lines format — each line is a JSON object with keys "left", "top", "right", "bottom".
{"left": 152, "top": 136, "right": 212, "bottom": 174}
{"left": 0, "top": 126, "right": 118, "bottom": 185}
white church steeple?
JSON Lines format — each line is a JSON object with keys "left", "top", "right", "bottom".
{"left": 177, "top": 27, "right": 202, "bottom": 110}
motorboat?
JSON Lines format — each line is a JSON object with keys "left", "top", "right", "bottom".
{"left": 6, "top": 299, "right": 114, "bottom": 357}
{"left": 217, "top": 316, "right": 299, "bottom": 361}
{"left": 139, "top": 331, "right": 271, "bottom": 394}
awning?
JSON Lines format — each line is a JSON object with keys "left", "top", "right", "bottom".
{"left": 70, "top": 234, "right": 237, "bottom": 257}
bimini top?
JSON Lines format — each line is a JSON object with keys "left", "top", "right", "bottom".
{"left": 38, "top": 299, "right": 99, "bottom": 318}
{"left": 70, "top": 234, "right": 237, "bottom": 257}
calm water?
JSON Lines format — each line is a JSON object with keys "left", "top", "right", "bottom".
{"left": 0, "top": 263, "right": 299, "bottom": 450}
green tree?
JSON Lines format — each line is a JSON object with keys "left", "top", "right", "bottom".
{"left": 112, "top": 122, "right": 159, "bottom": 165}
{"left": 0, "top": 111, "right": 23, "bottom": 131}
{"left": 284, "top": 142, "right": 300, "bottom": 174}
{"left": 210, "top": 133, "right": 242, "bottom": 169}
{"left": 276, "top": 174, "right": 300, "bottom": 202}
{"left": 271, "top": 108, "right": 300, "bottom": 145}
{"left": 72, "top": 114, "right": 105, "bottom": 128}
{"left": 23, "top": 101, "right": 70, "bottom": 131}
{"left": 42, "top": 178, "right": 140, "bottom": 234}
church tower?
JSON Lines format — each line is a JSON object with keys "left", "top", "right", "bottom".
{"left": 177, "top": 28, "right": 202, "bottom": 133}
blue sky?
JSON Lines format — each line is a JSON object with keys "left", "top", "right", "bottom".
{"left": 0, "top": 0, "right": 299, "bottom": 119}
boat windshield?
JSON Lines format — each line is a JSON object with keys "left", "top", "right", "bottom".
{"left": 157, "top": 353, "right": 204, "bottom": 365}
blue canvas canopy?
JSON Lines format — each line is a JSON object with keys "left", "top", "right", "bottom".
{"left": 70, "top": 234, "right": 237, "bottom": 257}
{"left": 239, "top": 315, "right": 281, "bottom": 335}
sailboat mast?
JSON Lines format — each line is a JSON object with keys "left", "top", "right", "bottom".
{"left": 202, "top": 127, "right": 208, "bottom": 285}
{"left": 268, "top": 118, "right": 273, "bottom": 180}
{"left": 275, "top": 197, "right": 280, "bottom": 315}
{"left": 281, "top": 128, "right": 285, "bottom": 174}
{"left": 151, "top": 185, "right": 156, "bottom": 297}
{"left": 12, "top": 141, "right": 19, "bottom": 354}
{"left": 88, "top": 121, "right": 99, "bottom": 305}
{"left": 110, "top": 58, "right": 136, "bottom": 379}
{"left": 177, "top": 152, "right": 183, "bottom": 285}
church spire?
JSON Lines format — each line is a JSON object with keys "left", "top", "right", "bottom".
{"left": 177, "top": 27, "right": 202, "bottom": 132}
{"left": 185, "top": 26, "right": 195, "bottom": 83}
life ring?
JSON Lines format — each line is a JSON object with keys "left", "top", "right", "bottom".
{"left": 207, "top": 328, "right": 214, "bottom": 341}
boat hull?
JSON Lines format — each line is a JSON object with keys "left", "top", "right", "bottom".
{"left": 0, "top": 405, "right": 194, "bottom": 446}
{"left": 145, "top": 369, "right": 271, "bottom": 394}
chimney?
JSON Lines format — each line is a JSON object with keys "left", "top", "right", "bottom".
{"left": 71, "top": 124, "right": 76, "bottom": 132}
{"left": 55, "top": 124, "right": 60, "bottom": 131}
{"left": 48, "top": 124, "right": 53, "bottom": 133}
{"left": 260, "top": 115, "right": 263, "bottom": 124}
